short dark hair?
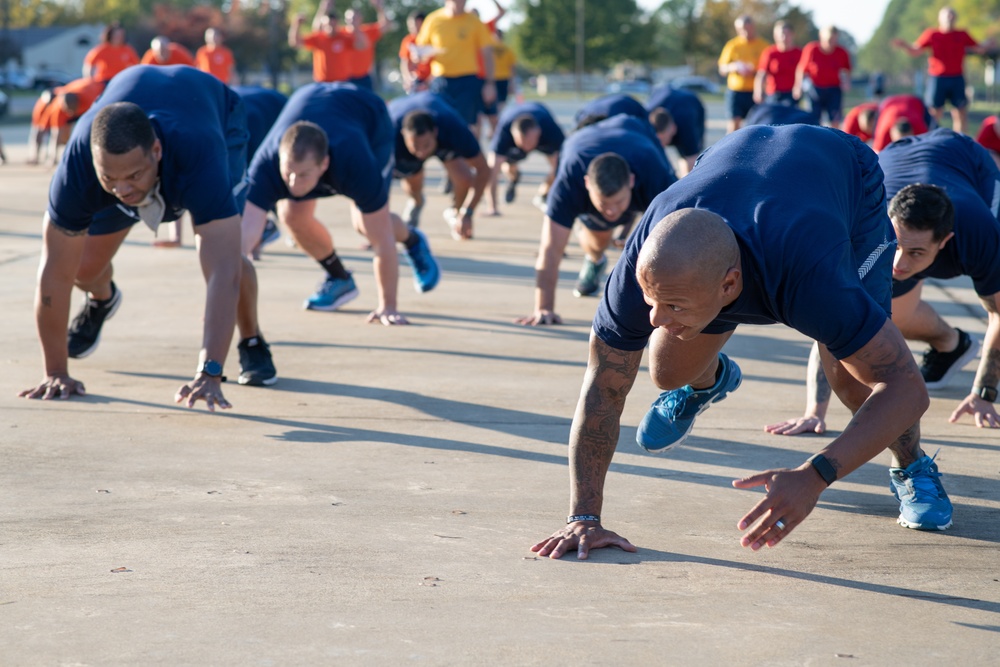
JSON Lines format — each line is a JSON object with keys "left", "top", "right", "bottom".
{"left": 587, "top": 153, "right": 631, "bottom": 196}
{"left": 512, "top": 114, "right": 538, "bottom": 135}
{"left": 402, "top": 110, "right": 436, "bottom": 136}
{"left": 91, "top": 102, "right": 155, "bottom": 155}
{"left": 859, "top": 107, "right": 877, "bottom": 129}
{"left": 888, "top": 183, "right": 954, "bottom": 241}
{"left": 409, "top": 11, "right": 426, "bottom": 22}
{"left": 101, "top": 21, "right": 123, "bottom": 44}
{"left": 61, "top": 93, "right": 81, "bottom": 115}
{"left": 648, "top": 107, "right": 674, "bottom": 133}
{"left": 279, "top": 121, "right": 329, "bottom": 163}
{"left": 893, "top": 118, "right": 913, "bottom": 136}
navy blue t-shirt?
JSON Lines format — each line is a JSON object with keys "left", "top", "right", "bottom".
{"left": 574, "top": 94, "right": 647, "bottom": 126}
{"left": 593, "top": 125, "right": 891, "bottom": 360}
{"left": 234, "top": 86, "right": 288, "bottom": 160}
{"left": 744, "top": 102, "right": 819, "bottom": 127}
{"left": 489, "top": 102, "right": 565, "bottom": 161}
{"left": 546, "top": 115, "right": 676, "bottom": 229}
{"left": 247, "top": 83, "right": 393, "bottom": 214}
{"left": 48, "top": 65, "right": 246, "bottom": 231}
{"left": 645, "top": 85, "right": 706, "bottom": 157}
{"left": 387, "top": 91, "right": 481, "bottom": 164}
{"left": 880, "top": 128, "right": 1000, "bottom": 296}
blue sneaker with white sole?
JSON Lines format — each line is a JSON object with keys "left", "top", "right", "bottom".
{"left": 304, "top": 275, "right": 359, "bottom": 311}
{"left": 890, "top": 452, "right": 953, "bottom": 531}
{"left": 637, "top": 353, "right": 743, "bottom": 453}
{"left": 405, "top": 228, "right": 440, "bottom": 293}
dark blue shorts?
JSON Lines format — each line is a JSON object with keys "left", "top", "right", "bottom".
{"left": 767, "top": 91, "right": 797, "bottom": 105}
{"left": 430, "top": 75, "right": 482, "bottom": 126}
{"left": 349, "top": 74, "right": 373, "bottom": 91}
{"left": 926, "top": 75, "right": 967, "bottom": 110}
{"left": 725, "top": 89, "right": 755, "bottom": 120}
{"left": 89, "top": 90, "right": 250, "bottom": 236}
{"left": 808, "top": 86, "right": 844, "bottom": 124}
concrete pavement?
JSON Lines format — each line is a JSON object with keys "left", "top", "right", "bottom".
{"left": 1, "top": 117, "right": 998, "bottom": 666}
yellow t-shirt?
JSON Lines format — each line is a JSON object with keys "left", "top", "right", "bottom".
{"left": 718, "top": 36, "right": 768, "bottom": 92}
{"left": 416, "top": 9, "right": 495, "bottom": 78}
{"left": 494, "top": 43, "right": 516, "bottom": 81}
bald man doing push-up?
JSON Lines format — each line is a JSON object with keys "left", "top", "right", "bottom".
{"left": 531, "top": 124, "right": 940, "bottom": 561}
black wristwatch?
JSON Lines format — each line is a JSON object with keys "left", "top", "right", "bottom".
{"left": 974, "top": 385, "right": 998, "bottom": 403}
{"left": 198, "top": 359, "right": 225, "bottom": 380}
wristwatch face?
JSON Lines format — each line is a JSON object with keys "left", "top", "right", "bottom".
{"left": 978, "top": 386, "right": 998, "bottom": 403}
{"left": 200, "top": 360, "right": 223, "bottom": 377}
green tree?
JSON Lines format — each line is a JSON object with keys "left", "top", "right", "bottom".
{"left": 510, "top": 0, "right": 656, "bottom": 72}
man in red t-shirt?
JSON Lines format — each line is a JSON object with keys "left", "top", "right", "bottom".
{"left": 140, "top": 36, "right": 196, "bottom": 67}
{"left": 289, "top": 0, "right": 361, "bottom": 83}
{"left": 892, "top": 7, "right": 991, "bottom": 135}
{"left": 754, "top": 20, "right": 801, "bottom": 105}
{"left": 841, "top": 102, "right": 879, "bottom": 144}
{"left": 196, "top": 28, "right": 236, "bottom": 84}
{"left": 343, "top": 0, "right": 389, "bottom": 90}
{"left": 794, "top": 25, "right": 851, "bottom": 125}
{"left": 871, "top": 95, "right": 931, "bottom": 151}
{"left": 399, "top": 11, "right": 432, "bottom": 93}
{"left": 976, "top": 116, "right": 1000, "bottom": 168}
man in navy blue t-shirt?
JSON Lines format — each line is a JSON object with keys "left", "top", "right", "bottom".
{"left": 646, "top": 85, "right": 706, "bottom": 176}
{"left": 19, "top": 65, "right": 275, "bottom": 409}
{"left": 241, "top": 83, "right": 440, "bottom": 326}
{"left": 574, "top": 93, "right": 648, "bottom": 127}
{"left": 530, "top": 125, "right": 941, "bottom": 561}
{"left": 515, "top": 114, "right": 676, "bottom": 326}
{"left": 768, "top": 129, "right": 1000, "bottom": 436}
{"left": 387, "top": 91, "right": 489, "bottom": 239}
{"left": 743, "top": 101, "right": 819, "bottom": 127}
{"left": 485, "top": 101, "right": 565, "bottom": 214}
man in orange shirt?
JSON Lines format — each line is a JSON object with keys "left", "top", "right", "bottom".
{"left": 27, "top": 78, "right": 107, "bottom": 166}
{"left": 141, "top": 36, "right": 196, "bottom": 67}
{"left": 289, "top": 0, "right": 364, "bottom": 83}
{"left": 399, "top": 11, "right": 432, "bottom": 93}
{"left": 196, "top": 27, "right": 236, "bottom": 84}
{"left": 83, "top": 22, "right": 139, "bottom": 83}
{"left": 892, "top": 7, "right": 991, "bottom": 135}
{"left": 343, "top": 0, "right": 390, "bottom": 90}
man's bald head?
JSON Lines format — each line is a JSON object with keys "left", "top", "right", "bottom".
{"left": 638, "top": 208, "right": 739, "bottom": 285}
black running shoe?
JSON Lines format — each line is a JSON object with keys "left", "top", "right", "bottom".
{"left": 504, "top": 172, "right": 520, "bottom": 203}
{"left": 67, "top": 283, "right": 122, "bottom": 359}
{"left": 238, "top": 335, "right": 277, "bottom": 386}
{"left": 921, "top": 328, "right": 978, "bottom": 390}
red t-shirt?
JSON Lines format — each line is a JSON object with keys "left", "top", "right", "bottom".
{"left": 140, "top": 44, "right": 196, "bottom": 67}
{"left": 914, "top": 29, "right": 977, "bottom": 77}
{"left": 195, "top": 45, "right": 235, "bottom": 83}
{"left": 757, "top": 46, "right": 802, "bottom": 95}
{"left": 345, "top": 24, "right": 381, "bottom": 79}
{"left": 976, "top": 116, "right": 1000, "bottom": 153}
{"left": 399, "top": 33, "right": 432, "bottom": 82}
{"left": 799, "top": 42, "right": 851, "bottom": 88}
{"left": 303, "top": 31, "right": 353, "bottom": 82}
{"left": 83, "top": 43, "right": 140, "bottom": 83}
{"left": 873, "top": 95, "right": 929, "bottom": 152}
{"left": 841, "top": 102, "right": 879, "bottom": 143}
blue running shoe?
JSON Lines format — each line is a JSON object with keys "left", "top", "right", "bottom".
{"left": 890, "top": 452, "right": 953, "bottom": 530}
{"left": 406, "top": 228, "right": 440, "bottom": 293}
{"left": 260, "top": 215, "right": 281, "bottom": 248}
{"left": 304, "top": 275, "right": 359, "bottom": 311}
{"left": 636, "top": 353, "right": 743, "bottom": 453}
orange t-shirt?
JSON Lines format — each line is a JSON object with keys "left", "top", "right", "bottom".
{"left": 195, "top": 44, "right": 235, "bottom": 82}
{"left": 46, "top": 78, "right": 106, "bottom": 129}
{"left": 83, "top": 43, "right": 140, "bottom": 83}
{"left": 345, "top": 24, "right": 381, "bottom": 79}
{"left": 399, "top": 33, "right": 432, "bottom": 82}
{"left": 31, "top": 93, "right": 55, "bottom": 129}
{"left": 303, "top": 31, "right": 353, "bottom": 82}
{"left": 140, "top": 43, "right": 196, "bottom": 67}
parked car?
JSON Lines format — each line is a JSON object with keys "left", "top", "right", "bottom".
{"left": 0, "top": 89, "right": 8, "bottom": 117}
{"left": 32, "top": 70, "right": 76, "bottom": 90}
{"left": 667, "top": 75, "right": 722, "bottom": 95}
{"left": 0, "top": 69, "right": 34, "bottom": 89}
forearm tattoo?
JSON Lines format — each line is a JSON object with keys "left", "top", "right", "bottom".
{"left": 807, "top": 343, "right": 831, "bottom": 405}
{"left": 569, "top": 337, "right": 643, "bottom": 513}
{"left": 975, "top": 297, "right": 1000, "bottom": 390}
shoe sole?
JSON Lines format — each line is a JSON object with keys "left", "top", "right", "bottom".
{"left": 69, "top": 289, "right": 123, "bottom": 359}
{"left": 573, "top": 287, "right": 599, "bottom": 298}
{"left": 238, "top": 374, "right": 278, "bottom": 387}
{"left": 924, "top": 337, "right": 980, "bottom": 389}
{"left": 303, "top": 288, "right": 360, "bottom": 312}
{"left": 897, "top": 516, "right": 953, "bottom": 530}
